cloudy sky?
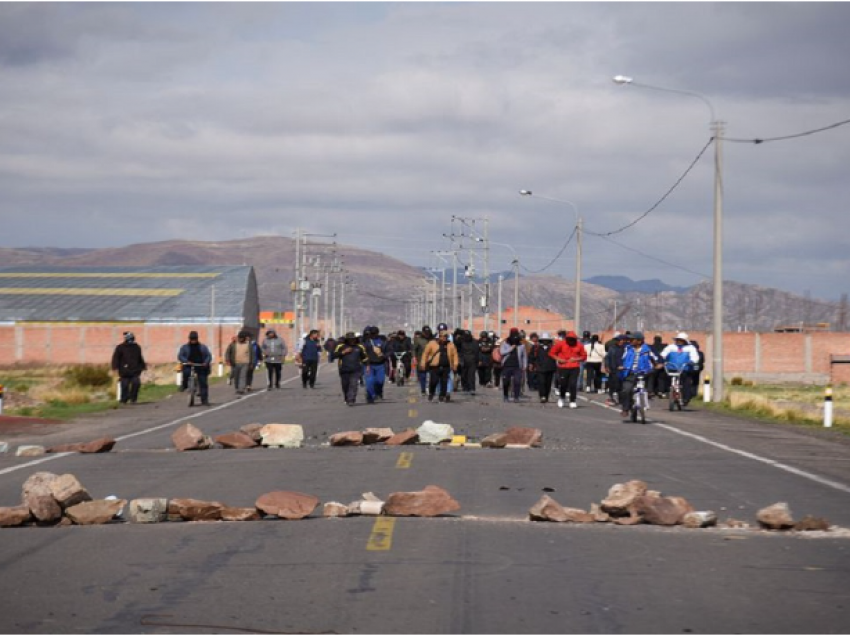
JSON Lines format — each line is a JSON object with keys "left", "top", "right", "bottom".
{"left": 1, "top": 2, "right": 848, "bottom": 300}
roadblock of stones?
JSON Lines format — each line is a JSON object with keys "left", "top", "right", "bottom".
{"left": 0, "top": 470, "right": 462, "bottom": 528}
{"left": 327, "top": 421, "right": 543, "bottom": 449}
{"left": 527, "top": 478, "right": 832, "bottom": 532}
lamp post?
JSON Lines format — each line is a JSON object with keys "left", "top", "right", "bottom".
{"left": 519, "top": 190, "right": 582, "bottom": 333}
{"left": 612, "top": 74, "right": 724, "bottom": 402}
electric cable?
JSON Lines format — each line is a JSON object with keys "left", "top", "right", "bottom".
{"left": 726, "top": 118, "right": 850, "bottom": 144}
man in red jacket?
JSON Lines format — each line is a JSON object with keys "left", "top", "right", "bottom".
{"left": 549, "top": 330, "right": 587, "bottom": 409}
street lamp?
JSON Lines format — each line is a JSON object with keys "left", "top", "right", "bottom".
{"left": 519, "top": 190, "right": 582, "bottom": 333}
{"left": 612, "top": 74, "right": 724, "bottom": 402}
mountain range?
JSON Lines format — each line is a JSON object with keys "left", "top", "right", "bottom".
{"left": 0, "top": 237, "right": 845, "bottom": 333}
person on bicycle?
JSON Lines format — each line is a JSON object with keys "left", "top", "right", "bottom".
{"left": 660, "top": 332, "right": 700, "bottom": 406}
{"left": 388, "top": 330, "right": 413, "bottom": 384}
{"left": 178, "top": 330, "right": 212, "bottom": 405}
{"left": 618, "top": 331, "right": 660, "bottom": 417}
{"left": 261, "top": 328, "right": 288, "bottom": 390}
{"left": 549, "top": 330, "right": 586, "bottom": 409}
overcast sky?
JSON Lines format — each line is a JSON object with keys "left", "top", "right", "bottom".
{"left": 1, "top": 2, "right": 848, "bottom": 300}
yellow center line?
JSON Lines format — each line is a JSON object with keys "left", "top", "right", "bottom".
{"left": 366, "top": 517, "right": 396, "bottom": 551}
{"left": 408, "top": 408, "right": 417, "bottom": 418}
{"left": 396, "top": 452, "right": 413, "bottom": 469}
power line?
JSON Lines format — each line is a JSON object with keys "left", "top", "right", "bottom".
{"left": 726, "top": 118, "right": 850, "bottom": 144}
{"left": 591, "top": 234, "right": 710, "bottom": 280}
{"left": 520, "top": 227, "right": 577, "bottom": 274}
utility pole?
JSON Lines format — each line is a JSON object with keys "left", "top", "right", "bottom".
{"left": 497, "top": 274, "right": 503, "bottom": 339}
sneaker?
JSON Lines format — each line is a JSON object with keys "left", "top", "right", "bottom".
{"left": 428, "top": 394, "right": 435, "bottom": 402}
{"left": 569, "top": 402, "right": 577, "bottom": 409}
{"left": 621, "top": 410, "right": 629, "bottom": 418}
{"left": 503, "top": 396, "right": 509, "bottom": 403}
{"left": 445, "top": 394, "right": 451, "bottom": 402}
{"left": 347, "top": 401, "right": 355, "bottom": 407}
{"left": 267, "top": 385, "right": 272, "bottom": 391}
{"left": 557, "top": 398, "right": 565, "bottom": 408}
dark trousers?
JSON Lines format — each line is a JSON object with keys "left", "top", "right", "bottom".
{"left": 493, "top": 365, "right": 503, "bottom": 388}
{"left": 119, "top": 374, "right": 141, "bottom": 403}
{"left": 647, "top": 369, "right": 668, "bottom": 396}
{"left": 478, "top": 365, "right": 492, "bottom": 386}
{"left": 429, "top": 366, "right": 452, "bottom": 397}
{"left": 461, "top": 363, "right": 477, "bottom": 392}
{"left": 266, "top": 363, "right": 282, "bottom": 388}
{"left": 182, "top": 367, "right": 210, "bottom": 401}
{"left": 673, "top": 371, "right": 696, "bottom": 404}
{"left": 417, "top": 368, "right": 429, "bottom": 393}
{"left": 340, "top": 370, "right": 361, "bottom": 404}
{"left": 607, "top": 371, "right": 622, "bottom": 402}
{"left": 584, "top": 363, "right": 603, "bottom": 392}
{"left": 502, "top": 366, "right": 522, "bottom": 400}
{"left": 537, "top": 371, "right": 555, "bottom": 401}
{"left": 620, "top": 374, "right": 638, "bottom": 411}
{"left": 527, "top": 370, "right": 540, "bottom": 391}
{"left": 557, "top": 367, "right": 581, "bottom": 402}
{"left": 302, "top": 360, "right": 318, "bottom": 387}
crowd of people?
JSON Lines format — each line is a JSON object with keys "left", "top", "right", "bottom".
{"left": 110, "top": 325, "right": 704, "bottom": 415}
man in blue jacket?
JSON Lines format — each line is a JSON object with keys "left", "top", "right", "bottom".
{"left": 297, "top": 329, "right": 322, "bottom": 389}
{"left": 618, "top": 331, "right": 659, "bottom": 417}
{"left": 362, "top": 326, "right": 388, "bottom": 403}
{"left": 178, "top": 330, "right": 213, "bottom": 405}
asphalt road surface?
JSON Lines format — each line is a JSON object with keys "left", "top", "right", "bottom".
{"left": 1, "top": 364, "right": 849, "bottom": 634}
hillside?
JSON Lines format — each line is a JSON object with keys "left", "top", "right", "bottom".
{"left": 0, "top": 237, "right": 845, "bottom": 333}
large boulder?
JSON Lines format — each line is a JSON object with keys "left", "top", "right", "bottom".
{"left": 65, "top": 499, "right": 126, "bottom": 525}
{"left": 168, "top": 498, "right": 224, "bottom": 522}
{"left": 600, "top": 480, "right": 648, "bottom": 517}
{"left": 171, "top": 423, "right": 208, "bottom": 451}
{"left": 362, "top": 428, "right": 394, "bottom": 445}
{"left": 214, "top": 432, "right": 259, "bottom": 449}
{"left": 49, "top": 474, "right": 92, "bottom": 509}
{"left": 633, "top": 494, "right": 694, "bottom": 526}
{"left": 255, "top": 491, "right": 319, "bottom": 519}
{"left": 0, "top": 505, "right": 32, "bottom": 527}
{"left": 21, "top": 472, "right": 62, "bottom": 523}
{"left": 260, "top": 424, "right": 305, "bottom": 448}
{"left": 128, "top": 498, "right": 169, "bottom": 523}
{"left": 384, "top": 485, "right": 460, "bottom": 517}
{"left": 330, "top": 431, "right": 364, "bottom": 447}
{"left": 386, "top": 429, "right": 419, "bottom": 446}
{"left": 481, "top": 433, "right": 508, "bottom": 449}
{"left": 756, "top": 502, "right": 795, "bottom": 530}
{"left": 240, "top": 423, "right": 264, "bottom": 442}
{"left": 416, "top": 421, "right": 455, "bottom": 445}
{"left": 504, "top": 427, "right": 542, "bottom": 448}
{"left": 48, "top": 438, "right": 116, "bottom": 454}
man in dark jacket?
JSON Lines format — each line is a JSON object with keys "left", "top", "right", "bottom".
{"left": 333, "top": 332, "right": 368, "bottom": 406}
{"left": 477, "top": 331, "right": 495, "bottom": 388}
{"left": 413, "top": 326, "right": 434, "bottom": 396}
{"left": 533, "top": 333, "right": 558, "bottom": 403}
{"left": 298, "top": 329, "right": 322, "bottom": 389}
{"left": 111, "top": 331, "right": 147, "bottom": 404}
{"left": 603, "top": 333, "right": 627, "bottom": 406}
{"left": 178, "top": 330, "right": 213, "bottom": 405}
{"left": 458, "top": 330, "right": 479, "bottom": 395}
{"left": 362, "top": 326, "right": 388, "bottom": 403}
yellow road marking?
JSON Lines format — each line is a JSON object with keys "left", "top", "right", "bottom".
{"left": 366, "top": 517, "right": 396, "bottom": 551}
{"left": 0, "top": 288, "right": 183, "bottom": 297}
{"left": 396, "top": 452, "right": 413, "bottom": 469}
{"left": 407, "top": 397, "right": 417, "bottom": 404}
{"left": 408, "top": 408, "right": 417, "bottom": 418}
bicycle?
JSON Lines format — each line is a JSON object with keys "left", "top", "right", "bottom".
{"left": 183, "top": 363, "right": 206, "bottom": 407}
{"left": 630, "top": 373, "right": 650, "bottom": 424}
{"left": 393, "top": 353, "right": 408, "bottom": 387}
{"left": 665, "top": 362, "right": 687, "bottom": 411}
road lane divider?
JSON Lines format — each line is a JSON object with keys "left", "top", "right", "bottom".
{"left": 366, "top": 517, "right": 396, "bottom": 551}
{"left": 396, "top": 452, "right": 413, "bottom": 469}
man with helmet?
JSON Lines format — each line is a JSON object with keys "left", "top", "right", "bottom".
{"left": 617, "top": 331, "right": 660, "bottom": 417}
{"left": 660, "top": 332, "right": 700, "bottom": 406}
{"left": 111, "top": 331, "right": 147, "bottom": 404}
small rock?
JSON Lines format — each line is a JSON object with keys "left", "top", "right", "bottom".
{"left": 794, "top": 515, "right": 830, "bottom": 532}
{"left": 323, "top": 502, "right": 351, "bottom": 518}
{"left": 529, "top": 495, "right": 568, "bottom": 522}
{"left": 65, "top": 499, "right": 126, "bottom": 525}
{"left": 214, "top": 432, "right": 259, "bottom": 449}
{"left": 563, "top": 507, "right": 597, "bottom": 523}
{"left": 600, "top": 480, "right": 648, "bottom": 517}
{"left": 255, "top": 491, "right": 319, "bottom": 519}
{"left": 416, "top": 421, "right": 455, "bottom": 445}
{"left": 348, "top": 500, "right": 385, "bottom": 516}
{"left": 48, "top": 438, "right": 116, "bottom": 454}
{"left": 362, "top": 428, "right": 394, "bottom": 444}
{"left": 21, "top": 472, "right": 62, "bottom": 523}
{"left": 128, "top": 498, "right": 169, "bottom": 523}
{"left": 0, "top": 505, "right": 32, "bottom": 527}
{"left": 633, "top": 494, "right": 694, "bottom": 526}
{"left": 756, "top": 502, "right": 795, "bottom": 530}
{"left": 385, "top": 429, "right": 419, "bottom": 446}
{"left": 221, "top": 506, "right": 262, "bottom": 522}
{"left": 16, "top": 445, "right": 46, "bottom": 457}
{"left": 384, "top": 485, "right": 460, "bottom": 517}
{"left": 49, "top": 474, "right": 92, "bottom": 509}
{"left": 613, "top": 515, "right": 643, "bottom": 526}
{"left": 682, "top": 511, "right": 719, "bottom": 529}
{"left": 171, "top": 422, "right": 208, "bottom": 451}
{"left": 0, "top": 441, "right": 10, "bottom": 454}
{"left": 240, "top": 423, "right": 264, "bottom": 442}
{"left": 504, "top": 427, "right": 542, "bottom": 448}
{"left": 724, "top": 517, "right": 751, "bottom": 529}
{"left": 330, "top": 431, "right": 364, "bottom": 446}
{"left": 260, "top": 424, "right": 305, "bottom": 448}
{"left": 168, "top": 498, "right": 224, "bottom": 521}
{"left": 481, "top": 433, "right": 508, "bottom": 449}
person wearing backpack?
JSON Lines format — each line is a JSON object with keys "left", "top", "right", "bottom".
{"left": 583, "top": 334, "right": 606, "bottom": 394}
{"left": 499, "top": 328, "right": 527, "bottom": 403}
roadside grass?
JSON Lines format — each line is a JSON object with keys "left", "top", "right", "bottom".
{"left": 695, "top": 382, "right": 850, "bottom": 435}
{"left": 0, "top": 364, "right": 210, "bottom": 420}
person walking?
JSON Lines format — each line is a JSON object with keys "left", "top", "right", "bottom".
{"left": 499, "top": 328, "right": 527, "bottom": 403}
{"left": 413, "top": 325, "right": 434, "bottom": 396}
{"left": 526, "top": 332, "right": 541, "bottom": 393}
{"left": 584, "top": 334, "right": 606, "bottom": 393}
{"left": 333, "top": 332, "right": 368, "bottom": 406}
{"left": 323, "top": 336, "right": 337, "bottom": 363}
{"left": 533, "top": 333, "right": 558, "bottom": 403}
{"left": 297, "top": 329, "right": 322, "bottom": 389}
{"left": 419, "top": 329, "right": 458, "bottom": 402}
{"left": 604, "top": 333, "right": 627, "bottom": 406}
{"left": 225, "top": 330, "right": 256, "bottom": 396}
{"left": 549, "top": 330, "right": 587, "bottom": 409}
{"left": 362, "top": 326, "right": 388, "bottom": 403}
{"left": 111, "top": 331, "right": 147, "bottom": 404}
{"left": 178, "top": 330, "right": 212, "bottom": 405}
{"left": 647, "top": 334, "right": 668, "bottom": 398}
{"left": 261, "top": 328, "right": 288, "bottom": 389}
{"left": 476, "top": 331, "right": 494, "bottom": 388}
{"left": 458, "top": 330, "right": 479, "bottom": 395}
{"left": 245, "top": 335, "right": 263, "bottom": 392}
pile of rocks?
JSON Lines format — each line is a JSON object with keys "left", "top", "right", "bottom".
{"left": 5, "top": 437, "right": 117, "bottom": 457}
{"left": 324, "top": 485, "right": 461, "bottom": 518}
{"left": 327, "top": 423, "right": 542, "bottom": 449}
{"left": 171, "top": 423, "right": 305, "bottom": 451}
{"left": 529, "top": 479, "right": 832, "bottom": 532}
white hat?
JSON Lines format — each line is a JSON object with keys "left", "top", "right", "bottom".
{"left": 540, "top": 332, "right": 552, "bottom": 340}
{"left": 675, "top": 332, "right": 689, "bottom": 341}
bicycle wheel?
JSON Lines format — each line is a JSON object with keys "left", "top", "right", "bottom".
{"left": 187, "top": 374, "right": 196, "bottom": 407}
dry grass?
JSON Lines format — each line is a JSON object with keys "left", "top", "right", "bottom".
{"left": 722, "top": 383, "right": 850, "bottom": 432}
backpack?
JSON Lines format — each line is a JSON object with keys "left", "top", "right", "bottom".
{"left": 492, "top": 346, "right": 502, "bottom": 363}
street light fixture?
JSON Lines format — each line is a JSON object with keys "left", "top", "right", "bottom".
{"left": 519, "top": 190, "right": 583, "bottom": 333}
{"left": 612, "top": 74, "right": 724, "bottom": 402}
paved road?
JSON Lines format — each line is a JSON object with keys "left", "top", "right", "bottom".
{"left": 1, "top": 365, "right": 849, "bottom": 634}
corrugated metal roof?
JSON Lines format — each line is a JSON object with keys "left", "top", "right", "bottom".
{"left": 0, "top": 266, "right": 256, "bottom": 322}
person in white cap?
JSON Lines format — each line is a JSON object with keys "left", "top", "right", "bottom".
{"left": 660, "top": 332, "right": 700, "bottom": 406}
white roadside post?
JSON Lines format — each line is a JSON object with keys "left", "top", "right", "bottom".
{"left": 703, "top": 375, "right": 712, "bottom": 403}
{"left": 116, "top": 379, "right": 122, "bottom": 403}
{"left": 824, "top": 386, "right": 834, "bottom": 428}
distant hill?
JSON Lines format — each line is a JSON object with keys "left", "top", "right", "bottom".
{"left": 0, "top": 238, "right": 845, "bottom": 333}
{"left": 585, "top": 275, "right": 690, "bottom": 294}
